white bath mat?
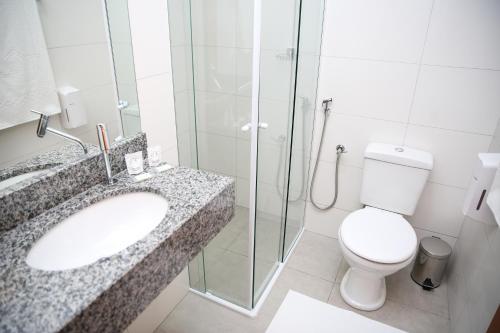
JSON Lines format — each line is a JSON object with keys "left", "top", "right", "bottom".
{"left": 266, "top": 290, "right": 406, "bottom": 333}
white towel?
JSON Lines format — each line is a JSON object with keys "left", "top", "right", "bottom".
{"left": 487, "top": 167, "right": 500, "bottom": 226}
{"left": 0, "top": 0, "right": 60, "bottom": 130}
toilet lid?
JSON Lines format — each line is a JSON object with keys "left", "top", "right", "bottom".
{"left": 340, "top": 207, "right": 417, "bottom": 264}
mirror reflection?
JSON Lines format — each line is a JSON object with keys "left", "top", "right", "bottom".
{"left": 0, "top": 0, "right": 140, "bottom": 188}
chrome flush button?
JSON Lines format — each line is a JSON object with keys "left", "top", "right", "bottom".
{"left": 395, "top": 147, "right": 404, "bottom": 152}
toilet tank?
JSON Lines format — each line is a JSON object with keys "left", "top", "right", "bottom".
{"left": 361, "top": 143, "right": 433, "bottom": 216}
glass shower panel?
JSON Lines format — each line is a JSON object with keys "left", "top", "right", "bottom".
{"left": 104, "top": 0, "right": 141, "bottom": 138}
{"left": 252, "top": 0, "right": 302, "bottom": 305}
{"left": 167, "top": 0, "right": 198, "bottom": 169}
{"left": 168, "top": 0, "right": 325, "bottom": 311}
{"left": 186, "top": 0, "right": 255, "bottom": 309}
{"left": 282, "top": 0, "right": 325, "bottom": 258}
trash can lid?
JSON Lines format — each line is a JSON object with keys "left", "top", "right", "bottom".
{"left": 420, "top": 236, "right": 452, "bottom": 259}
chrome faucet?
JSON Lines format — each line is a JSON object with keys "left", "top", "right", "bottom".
{"left": 32, "top": 110, "right": 88, "bottom": 154}
{"left": 96, "top": 123, "right": 114, "bottom": 184}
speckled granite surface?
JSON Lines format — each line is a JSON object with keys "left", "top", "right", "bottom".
{"left": 0, "top": 134, "right": 147, "bottom": 232}
{"left": 0, "top": 167, "right": 235, "bottom": 333}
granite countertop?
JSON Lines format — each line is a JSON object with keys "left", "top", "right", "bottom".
{"left": 0, "top": 144, "right": 100, "bottom": 195}
{"left": 0, "top": 167, "right": 235, "bottom": 333}
{"left": 1, "top": 134, "right": 147, "bottom": 232}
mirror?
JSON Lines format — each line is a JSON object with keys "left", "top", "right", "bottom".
{"left": 0, "top": 0, "right": 140, "bottom": 187}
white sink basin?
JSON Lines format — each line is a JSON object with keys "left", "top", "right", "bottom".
{"left": 26, "top": 192, "right": 169, "bottom": 271}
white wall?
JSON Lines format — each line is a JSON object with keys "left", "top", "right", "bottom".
{"left": 305, "top": 0, "right": 500, "bottom": 247}
{"left": 446, "top": 125, "right": 500, "bottom": 333}
{"left": 447, "top": 216, "right": 500, "bottom": 332}
{"left": 125, "top": 268, "right": 189, "bottom": 333}
{"left": 128, "top": 0, "right": 178, "bottom": 165}
{"left": 0, "top": 0, "right": 121, "bottom": 168}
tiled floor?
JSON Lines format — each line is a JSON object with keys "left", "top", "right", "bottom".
{"left": 157, "top": 231, "right": 450, "bottom": 333}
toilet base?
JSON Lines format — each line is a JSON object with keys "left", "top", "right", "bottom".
{"left": 340, "top": 267, "right": 386, "bottom": 311}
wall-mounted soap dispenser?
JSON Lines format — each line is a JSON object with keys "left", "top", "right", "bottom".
{"left": 58, "top": 86, "right": 87, "bottom": 129}
{"left": 462, "top": 153, "right": 500, "bottom": 224}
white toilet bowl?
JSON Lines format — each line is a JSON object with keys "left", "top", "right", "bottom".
{"left": 338, "top": 207, "right": 417, "bottom": 311}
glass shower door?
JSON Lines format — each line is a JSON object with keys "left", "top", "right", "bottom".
{"left": 252, "top": 0, "right": 303, "bottom": 305}
{"left": 184, "top": 0, "right": 256, "bottom": 309}
{"left": 282, "top": 0, "right": 326, "bottom": 258}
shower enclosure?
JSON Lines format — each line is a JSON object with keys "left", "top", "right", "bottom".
{"left": 167, "top": 0, "right": 325, "bottom": 312}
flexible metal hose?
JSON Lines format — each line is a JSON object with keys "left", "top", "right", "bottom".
{"left": 309, "top": 102, "right": 345, "bottom": 210}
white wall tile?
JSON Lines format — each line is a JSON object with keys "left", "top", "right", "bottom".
{"left": 173, "top": 91, "right": 194, "bottom": 134}
{"left": 410, "top": 66, "right": 500, "bottom": 135}
{"left": 261, "top": 0, "right": 296, "bottom": 52}
{"left": 79, "top": 84, "right": 121, "bottom": 139}
{"left": 304, "top": 203, "right": 350, "bottom": 239}
{"left": 448, "top": 215, "right": 500, "bottom": 333}
{"left": 163, "top": 145, "right": 179, "bottom": 166}
{"left": 128, "top": 0, "right": 171, "bottom": 79}
{"left": 308, "top": 161, "right": 363, "bottom": 212}
{"left": 257, "top": 143, "right": 284, "bottom": 186}
{"left": 489, "top": 119, "right": 500, "bottom": 152}
{"left": 190, "top": 0, "right": 236, "bottom": 48}
{"left": 259, "top": 50, "right": 293, "bottom": 102}
{"left": 408, "top": 182, "right": 466, "bottom": 237}
{"left": 236, "top": 138, "right": 250, "bottom": 180}
{"left": 298, "top": 1, "right": 325, "bottom": 56}
{"left": 467, "top": 247, "right": 500, "bottom": 333}
{"left": 166, "top": 0, "right": 190, "bottom": 47}
{"left": 404, "top": 125, "right": 492, "bottom": 188}
{"left": 37, "top": 0, "right": 107, "bottom": 48}
{"left": 256, "top": 181, "right": 286, "bottom": 218}
{"left": 137, "top": 73, "right": 177, "bottom": 151}
{"left": 112, "top": 42, "right": 137, "bottom": 86}
{"left": 311, "top": 113, "right": 407, "bottom": 167}
{"left": 322, "top": 0, "right": 433, "bottom": 63}
{"left": 236, "top": 177, "right": 249, "bottom": 208}
{"left": 413, "top": 227, "right": 456, "bottom": 248}
{"left": 176, "top": 130, "right": 197, "bottom": 168}
{"left": 48, "top": 44, "right": 113, "bottom": 90}
{"left": 197, "top": 132, "right": 235, "bottom": 176}
{"left": 317, "top": 57, "right": 418, "bottom": 122}
{"left": 170, "top": 46, "right": 191, "bottom": 93}
{"left": 193, "top": 46, "right": 236, "bottom": 94}
{"left": 423, "top": 0, "right": 500, "bottom": 70}
{"left": 236, "top": 49, "right": 252, "bottom": 97}
{"left": 236, "top": 0, "right": 253, "bottom": 49}
{"left": 195, "top": 92, "right": 236, "bottom": 137}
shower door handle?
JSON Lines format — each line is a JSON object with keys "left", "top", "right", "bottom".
{"left": 240, "top": 122, "right": 268, "bottom": 132}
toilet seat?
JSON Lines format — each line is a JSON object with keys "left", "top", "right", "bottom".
{"left": 340, "top": 207, "right": 417, "bottom": 264}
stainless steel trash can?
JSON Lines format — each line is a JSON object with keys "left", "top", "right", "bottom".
{"left": 411, "top": 236, "right": 452, "bottom": 290}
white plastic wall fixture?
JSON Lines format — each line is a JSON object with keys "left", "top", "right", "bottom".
{"left": 58, "top": 86, "right": 88, "bottom": 129}
{"left": 462, "top": 153, "right": 500, "bottom": 224}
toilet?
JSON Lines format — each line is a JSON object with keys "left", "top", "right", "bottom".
{"left": 338, "top": 142, "right": 433, "bottom": 311}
